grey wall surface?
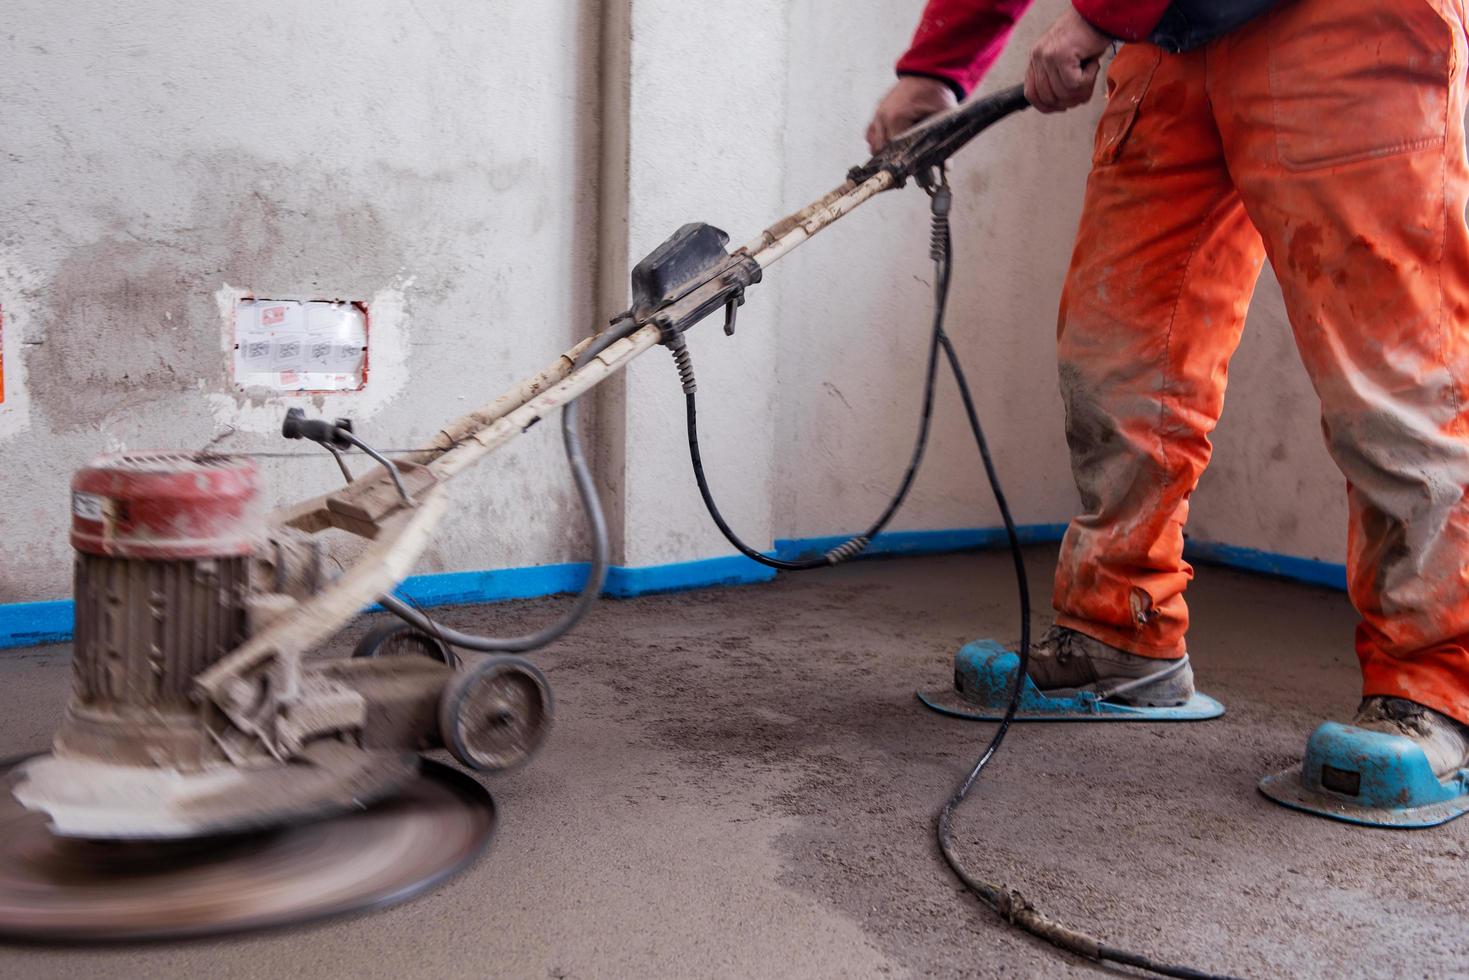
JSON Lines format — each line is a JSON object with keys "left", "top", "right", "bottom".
{"left": 774, "top": 1, "right": 1097, "bottom": 545}
{"left": 0, "top": 0, "right": 1347, "bottom": 605}
{"left": 1, "top": 0, "right": 605, "bottom": 600}
{"left": 773, "top": 1, "right": 1348, "bottom": 575}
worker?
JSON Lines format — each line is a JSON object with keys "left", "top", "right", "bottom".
{"left": 868, "top": 0, "right": 1469, "bottom": 776}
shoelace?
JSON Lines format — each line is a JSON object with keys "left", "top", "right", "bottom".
{"left": 1361, "top": 696, "right": 1433, "bottom": 736}
{"left": 1042, "top": 626, "right": 1080, "bottom": 664}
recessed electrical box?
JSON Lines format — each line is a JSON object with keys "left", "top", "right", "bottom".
{"left": 233, "top": 298, "right": 368, "bottom": 392}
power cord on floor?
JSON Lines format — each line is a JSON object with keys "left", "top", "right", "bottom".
{"left": 676, "top": 167, "right": 1239, "bottom": 980}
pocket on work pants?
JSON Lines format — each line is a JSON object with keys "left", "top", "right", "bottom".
{"left": 1267, "top": 0, "right": 1456, "bottom": 171}
{"left": 1092, "top": 45, "right": 1163, "bottom": 166}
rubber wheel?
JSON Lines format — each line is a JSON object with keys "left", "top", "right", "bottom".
{"left": 439, "top": 656, "right": 552, "bottom": 772}
{"left": 353, "top": 621, "right": 457, "bottom": 668}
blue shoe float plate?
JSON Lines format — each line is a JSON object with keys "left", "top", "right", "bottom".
{"left": 916, "top": 639, "right": 1225, "bottom": 723}
{"left": 1258, "top": 721, "right": 1469, "bottom": 829}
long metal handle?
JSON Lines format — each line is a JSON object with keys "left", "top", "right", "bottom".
{"left": 407, "top": 86, "right": 1031, "bottom": 474}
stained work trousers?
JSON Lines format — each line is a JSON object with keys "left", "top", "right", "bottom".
{"left": 1053, "top": 0, "right": 1469, "bottom": 723}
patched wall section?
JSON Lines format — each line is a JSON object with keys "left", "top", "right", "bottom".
{"left": 0, "top": 0, "right": 604, "bottom": 600}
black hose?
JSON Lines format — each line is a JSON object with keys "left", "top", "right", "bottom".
{"left": 380, "top": 320, "right": 635, "bottom": 653}
{"left": 680, "top": 169, "right": 1236, "bottom": 980}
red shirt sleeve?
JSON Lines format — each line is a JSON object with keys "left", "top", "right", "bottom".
{"left": 1070, "top": 0, "right": 1171, "bottom": 40}
{"left": 896, "top": 0, "right": 1034, "bottom": 99}
{"left": 896, "top": 1, "right": 1175, "bottom": 98}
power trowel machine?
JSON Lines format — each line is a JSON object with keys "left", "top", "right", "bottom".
{"left": 0, "top": 85, "right": 1031, "bottom": 943}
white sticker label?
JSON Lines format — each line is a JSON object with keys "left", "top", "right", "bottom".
{"left": 72, "top": 492, "right": 107, "bottom": 522}
{"left": 233, "top": 298, "right": 367, "bottom": 392}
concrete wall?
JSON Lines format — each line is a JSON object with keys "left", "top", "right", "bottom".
{"left": 595, "top": 0, "right": 790, "bottom": 569}
{"left": 772, "top": 0, "right": 1348, "bottom": 572}
{"left": 1, "top": 0, "right": 604, "bottom": 600}
{"left": 0, "top": 0, "right": 1348, "bottom": 607}
{"left": 774, "top": 1, "right": 1096, "bottom": 544}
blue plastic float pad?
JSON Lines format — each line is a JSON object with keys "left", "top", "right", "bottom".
{"left": 1259, "top": 721, "right": 1469, "bottom": 828}
{"left": 916, "top": 639, "right": 1225, "bottom": 722}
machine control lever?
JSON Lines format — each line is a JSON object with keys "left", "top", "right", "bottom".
{"left": 628, "top": 221, "right": 762, "bottom": 343}
{"left": 282, "top": 408, "right": 414, "bottom": 506}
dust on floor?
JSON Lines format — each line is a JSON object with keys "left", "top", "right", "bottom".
{"left": 0, "top": 547, "right": 1464, "bottom": 978}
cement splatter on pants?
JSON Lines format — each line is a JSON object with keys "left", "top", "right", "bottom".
{"left": 1052, "top": 0, "right": 1469, "bottom": 723}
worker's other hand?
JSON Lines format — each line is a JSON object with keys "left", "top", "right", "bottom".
{"left": 866, "top": 76, "right": 956, "bottom": 154}
{"left": 1025, "top": 7, "right": 1110, "bottom": 113}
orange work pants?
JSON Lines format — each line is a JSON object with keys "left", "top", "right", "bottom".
{"left": 1053, "top": 0, "right": 1469, "bottom": 723}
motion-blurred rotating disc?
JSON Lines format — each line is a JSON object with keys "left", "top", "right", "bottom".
{"left": 0, "top": 756, "right": 494, "bottom": 942}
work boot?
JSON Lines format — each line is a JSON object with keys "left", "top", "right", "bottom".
{"left": 1025, "top": 625, "right": 1194, "bottom": 707}
{"left": 1354, "top": 697, "right": 1469, "bottom": 778}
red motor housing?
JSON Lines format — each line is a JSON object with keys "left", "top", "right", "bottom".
{"left": 60, "top": 453, "right": 264, "bottom": 768}
{"left": 70, "top": 452, "right": 261, "bottom": 559}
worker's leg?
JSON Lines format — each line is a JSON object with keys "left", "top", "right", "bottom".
{"left": 1218, "top": 0, "right": 1469, "bottom": 724}
{"left": 1051, "top": 45, "right": 1267, "bottom": 659}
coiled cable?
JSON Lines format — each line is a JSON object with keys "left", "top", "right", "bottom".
{"left": 674, "top": 229, "right": 945, "bottom": 570}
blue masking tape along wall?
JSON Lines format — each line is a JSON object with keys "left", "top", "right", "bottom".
{"left": 773, "top": 523, "right": 1069, "bottom": 562}
{"left": 0, "top": 524, "right": 1347, "bottom": 650}
{"left": 0, "top": 600, "right": 73, "bottom": 648}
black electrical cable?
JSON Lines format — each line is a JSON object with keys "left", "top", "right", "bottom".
{"left": 674, "top": 257, "right": 945, "bottom": 571}
{"left": 679, "top": 169, "right": 1236, "bottom": 980}
{"left": 677, "top": 326, "right": 939, "bottom": 569}
{"left": 379, "top": 319, "right": 638, "bottom": 653}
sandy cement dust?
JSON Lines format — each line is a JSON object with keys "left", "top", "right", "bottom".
{"left": 1, "top": 547, "right": 1465, "bottom": 978}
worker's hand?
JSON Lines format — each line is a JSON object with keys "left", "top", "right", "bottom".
{"left": 866, "top": 76, "right": 957, "bottom": 154}
{"left": 1024, "top": 7, "right": 1111, "bottom": 113}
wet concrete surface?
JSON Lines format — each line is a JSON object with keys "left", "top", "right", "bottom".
{"left": 0, "top": 547, "right": 1466, "bottom": 978}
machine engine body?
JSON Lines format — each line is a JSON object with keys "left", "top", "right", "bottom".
{"left": 11, "top": 451, "right": 547, "bottom": 841}
{"left": 63, "top": 452, "right": 259, "bottom": 770}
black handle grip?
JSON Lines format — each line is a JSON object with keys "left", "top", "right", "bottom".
{"left": 848, "top": 83, "right": 1030, "bottom": 186}
{"left": 281, "top": 407, "right": 351, "bottom": 449}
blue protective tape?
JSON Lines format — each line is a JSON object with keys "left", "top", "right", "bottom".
{"left": 0, "top": 555, "right": 777, "bottom": 650}
{"left": 773, "top": 523, "right": 1069, "bottom": 562}
{"left": 383, "top": 563, "right": 591, "bottom": 610}
{"left": 602, "top": 555, "right": 776, "bottom": 598}
{"left": 0, "top": 600, "right": 74, "bottom": 648}
{"left": 0, "top": 524, "right": 1349, "bottom": 651}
